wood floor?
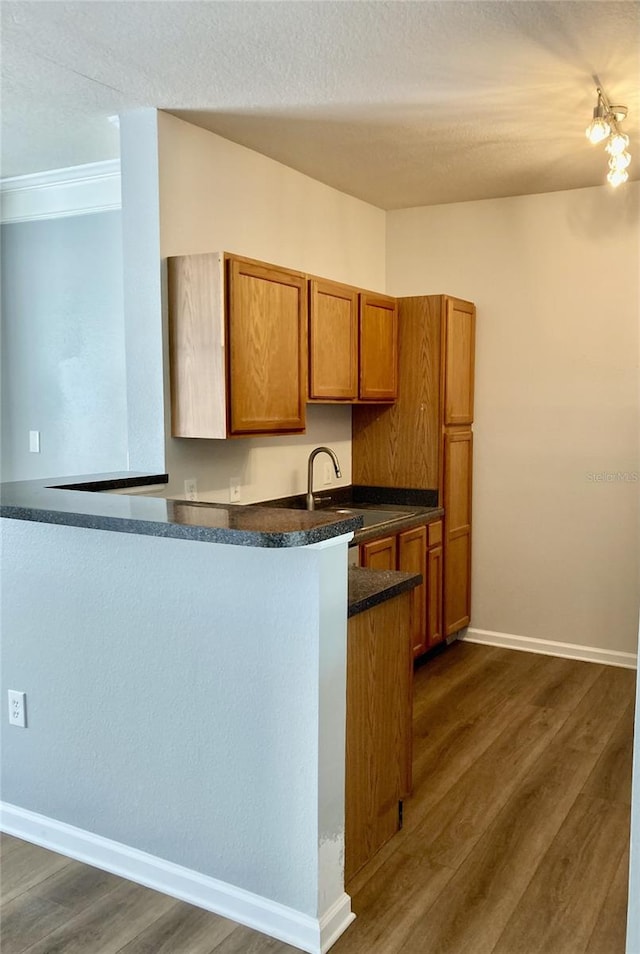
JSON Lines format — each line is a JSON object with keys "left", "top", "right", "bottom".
{"left": 1, "top": 643, "right": 635, "bottom": 954}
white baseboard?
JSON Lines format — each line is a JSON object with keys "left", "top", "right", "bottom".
{"left": 462, "top": 628, "right": 637, "bottom": 669}
{"left": 0, "top": 803, "right": 354, "bottom": 954}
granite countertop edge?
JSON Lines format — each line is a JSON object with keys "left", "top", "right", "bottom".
{"left": 0, "top": 473, "right": 362, "bottom": 549}
{"left": 348, "top": 567, "right": 422, "bottom": 617}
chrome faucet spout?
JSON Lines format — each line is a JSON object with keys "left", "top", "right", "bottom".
{"left": 306, "top": 446, "right": 342, "bottom": 510}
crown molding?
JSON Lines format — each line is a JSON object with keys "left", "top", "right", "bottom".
{"left": 0, "top": 159, "right": 121, "bottom": 224}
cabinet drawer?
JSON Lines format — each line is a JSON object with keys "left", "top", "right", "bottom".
{"left": 428, "top": 520, "right": 443, "bottom": 547}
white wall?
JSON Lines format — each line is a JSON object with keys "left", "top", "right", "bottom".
{"left": 0, "top": 212, "right": 128, "bottom": 481}
{"left": 387, "top": 184, "right": 640, "bottom": 655}
{"left": 157, "top": 112, "right": 386, "bottom": 502}
{"left": 0, "top": 517, "right": 351, "bottom": 947}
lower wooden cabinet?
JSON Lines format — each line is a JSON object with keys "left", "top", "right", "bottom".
{"left": 345, "top": 591, "right": 413, "bottom": 884}
{"left": 360, "top": 534, "right": 397, "bottom": 571}
{"left": 361, "top": 520, "right": 443, "bottom": 658}
{"left": 443, "top": 429, "right": 473, "bottom": 636}
{"left": 398, "top": 526, "right": 428, "bottom": 657}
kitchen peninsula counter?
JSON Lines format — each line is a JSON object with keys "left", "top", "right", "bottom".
{"left": 0, "top": 472, "right": 362, "bottom": 548}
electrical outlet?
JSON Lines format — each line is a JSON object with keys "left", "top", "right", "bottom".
{"left": 184, "top": 478, "right": 198, "bottom": 501}
{"left": 29, "top": 430, "right": 40, "bottom": 453}
{"left": 323, "top": 462, "right": 333, "bottom": 486}
{"left": 8, "top": 690, "right": 26, "bottom": 728}
{"left": 229, "top": 477, "right": 241, "bottom": 503}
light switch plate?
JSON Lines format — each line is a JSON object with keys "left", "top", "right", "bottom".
{"left": 29, "top": 430, "right": 40, "bottom": 453}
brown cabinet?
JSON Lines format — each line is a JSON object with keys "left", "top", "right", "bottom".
{"left": 427, "top": 538, "right": 444, "bottom": 649}
{"left": 308, "top": 282, "right": 397, "bottom": 404}
{"left": 443, "top": 429, "right": 472, "bottom": 635}
{"left": 227, "top": 257, "right": 307, "bottom": 435}
{"left": 359, "top": 293, "right": 398, "bottom": 401}
{"left": 352, "top": 294, "right": 476, "bottom": 644}
{"left": 398, "top": 526, "right": 427, "bottom": 657}
{"left": 444, "top": 298, "right": 475, "bottom": 425}
{"left": 308, "top": 279, "right": 358, "bottom": 400}
{"left": 167, "top": 253, "right": 307, "bottom": 438}
{"left": 345, "top": 590, "right": 413, "bottom": 884}
{"left": 360, "top": 534, "right": 397, "bottom": 571}
{"left": 361, "top": 519, "right": 443, "bottom": 659}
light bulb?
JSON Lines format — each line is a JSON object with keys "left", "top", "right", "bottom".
{"left": 585, "top": 118, "right": 611, "bottom": 144}
{"left": 608, "top": 151, "right": 631, "bottom": 172}
{"left": 606, "top": 132, "right": 629, "bottom": 156}
{"left": 607, "top": 167, "right": 629, "bottom": 187}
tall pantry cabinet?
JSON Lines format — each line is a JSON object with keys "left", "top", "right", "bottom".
{"left": 352, "top": 295, "right": 476, "bottom": 641}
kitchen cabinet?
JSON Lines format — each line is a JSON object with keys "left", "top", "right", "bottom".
{"left": 167, "top": 253, "right": 307, "bottom": 438}
{"left": 352, "top": 295, "right": 476, "bottom": 645}
{"left": 308, "top": 279, "right": 358, "bottom": 400}
{"left": 360, "top": 534, "right": 397, "bottom": 571}
{"left": 361, "top": 519, "right": 443, "bottom": 658}
{"left": 427, "top": 533, "right": 444, "bottom": 649}
{"left": 308, "top": 281, "right": 398, "bottom": 403}
{"left": 398, "top": 526, "right": 427, "bottom": 657}
{"left": 359, "top": 293, "right": 398, "bottom": 401}
{"left": 443, "top": 430, "right": 472, "bottom": 635}
{"left": 227, "top": 257, "right": 307, "bottom": 435}
{"left": 345, "top": 590, "right": 413, "bottom": 884}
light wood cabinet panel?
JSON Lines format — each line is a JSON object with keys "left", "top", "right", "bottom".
{"left": 353, "top": 296, "right": 441, "bottom": 488}
{"left": 428, "top": 519, "right": 443, "bottom": 547}
{"left": 227, "top": 257, "right": 307, "bottom": 435}
{"left": 308, "top": 279, "right": 358, "bottom": 400}
{"left": 359, "top": 294, "right": 398, "bottom": 402}
{"left": 398, "top": 526, "right": 428, "bottom": 658}
{"left": 345, "top": 591, "right": 413, "bottom": 884}
{"left": 354, "top": 292, "right": 476, "bottom": 641}
{"left": 443, "top": 298, "right": 476, "bottom": 425}
{"left": 361, "top": 534, "right": 398, "bottom": 571}
{"left": 443, "top": 429, "right": 473, "bottom": 635}
{"left": 427, "top": 543, "right": 444, "bottom": 649}
{"left": 167, "top": 253, "right": 227, "bottom": 439}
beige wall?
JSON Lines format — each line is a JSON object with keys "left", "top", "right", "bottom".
{"left": 157, "top": 112, "right": 386, "bottom": 502}
{"left": 387, "top": 184, "right": 640, "bottom": 654}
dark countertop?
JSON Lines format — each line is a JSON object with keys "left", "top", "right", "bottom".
{"left": 0, "top": 473, "right": 362, "bottom": 549}
{"left": 348, "top": 566, "right": 422, "bottom": 617}
{"left": 257, "top": 485, "right": 443, "bottom": 546}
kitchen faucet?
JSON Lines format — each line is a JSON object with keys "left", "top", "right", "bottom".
{"left": 306, "top": 447, "right": 342, "bottom": 510}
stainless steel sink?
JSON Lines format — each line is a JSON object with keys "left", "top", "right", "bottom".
{"left": 328, "top": 507, "right": 417, "bottom": 530}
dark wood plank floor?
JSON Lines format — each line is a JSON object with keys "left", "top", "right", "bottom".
{"left": 1, "top": 643, "right": 635, "bottom": 954}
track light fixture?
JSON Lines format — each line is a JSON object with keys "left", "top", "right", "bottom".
{"left": 586, "top": 84, "right": 631, "bottom": 187}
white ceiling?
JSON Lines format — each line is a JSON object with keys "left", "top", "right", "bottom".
{"left": 2, "top": 1, "right": 638, "bottom": 209}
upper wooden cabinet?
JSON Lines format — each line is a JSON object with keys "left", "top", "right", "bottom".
{"left": 308, "top": 282, "right": 397, "bottom": 404}
{"left": 308, "top": 279, "right": 358, "bottom": 400}
{"left": 443, "top": 298, "right": 475, "bottom": 425}
{"left": 167, "top": 253, "right": 307, "bottom": 438}
{"left": 227, "top": 257, "right": 307, "bottom": 435}
{"left": 359, "top": 293, "right": 398, "bottom": 401}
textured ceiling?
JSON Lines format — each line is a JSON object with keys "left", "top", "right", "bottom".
{"left": 1, "top": 1, "right": 639, "bottom": 208}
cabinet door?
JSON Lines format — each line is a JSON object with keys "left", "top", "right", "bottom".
{"left": 359, "top": 294, "right": 398, "bottom": 401}
{"left": 398, "top": 526, "right": 427, "bottom": 658}
{"left": 167, "top": 253, "right": 227, "bottom": 439}
{"left": 443, "top": 298, "right": 475, "bottom": 425}
{"left": 427, "top": 543, "right": 443, "bottom": 649}
{"left": 360, "top": 534, "right": 397, "bottom": 571}
{"left": 227, "top": 257, "right": 307, "bottom": 435}
{"left": 345, "top": 592, "right": 413, "bottom": 883}
{"left": 443, "top": 429, "right": 473, "bottom": 636}
{"left": 309, "top": 279, "right": 358, "bottom": 400}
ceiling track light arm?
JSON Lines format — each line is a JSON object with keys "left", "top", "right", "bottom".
{"left": 587, "top": 78, "right": 631, "bottom": 187}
